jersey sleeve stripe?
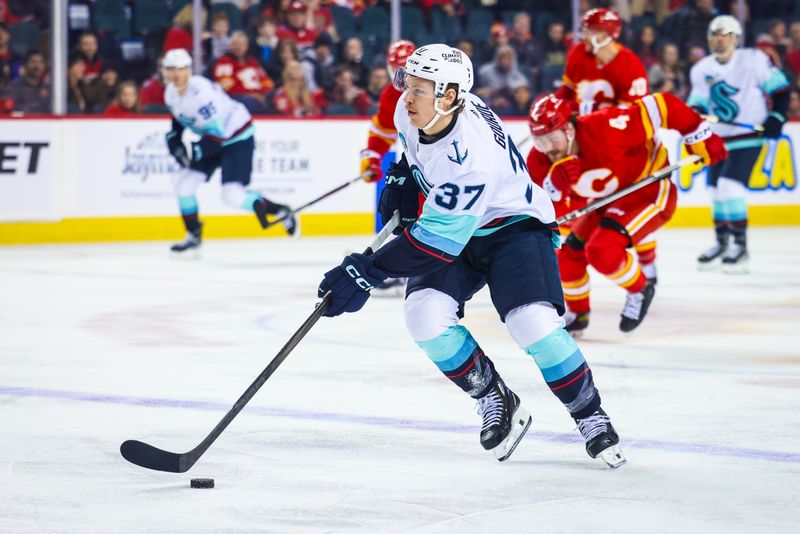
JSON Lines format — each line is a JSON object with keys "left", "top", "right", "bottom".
{"left": 639, "top": 95, "right": 665, "bottom": 132}
{"left": 761, "top": 70, "right": 790, "bottom": 95}
{"left": 654, "top": 94, "right": 668, "bottom": 128}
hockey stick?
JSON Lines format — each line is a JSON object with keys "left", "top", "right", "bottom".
{"left": 701, "top": 114, "right": 765, "bottom": 133}
{"left": 555, "top": 155, "right": 701, "bottom": 225}
{"left": 263, "top": 175, "right": 366, "bottom": 229}
{"left": 120, "top": 211, "right": 401, "bottom": 473}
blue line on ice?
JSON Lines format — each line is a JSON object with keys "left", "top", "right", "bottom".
{"left": 2, "top": 384, "right": 798, "bottom": 465}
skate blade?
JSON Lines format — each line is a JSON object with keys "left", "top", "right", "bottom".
{"left": 597, "top": 444, "right": 627, "bottom": 469}
{"left": 697, "top": 260, "right": 722, "bottom": 271}
{"left": 722, "top": 262, "right": 749, "bottom": 274}
{"left": 493, "top": 407, "right": 532, "bottom": 462}
{"left": 170, "top": 248, "right": 202, "bottom": 260}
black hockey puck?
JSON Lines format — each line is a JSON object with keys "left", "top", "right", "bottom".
{"left": 190, "top": 478, "right": 214, "bottom": 489}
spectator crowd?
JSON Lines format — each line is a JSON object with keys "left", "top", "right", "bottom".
{"left": 3, "top": 0, "right": 800, "bottom": 120}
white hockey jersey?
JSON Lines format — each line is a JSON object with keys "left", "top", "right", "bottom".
{"left": 394, "top": 92, "right": 555, "bottom": 257}
{"left": 165, "top": 75, "right": 253, "bottom": 144}
{"left": 687, "top": 48, "right": 789, "bottom": 140}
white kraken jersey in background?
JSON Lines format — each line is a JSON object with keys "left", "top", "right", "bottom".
{"left": 688, "top": 48, "right": 790, "bottom": 141}
{"left": 165, "top": 75, "right": 253, "bottom": 143}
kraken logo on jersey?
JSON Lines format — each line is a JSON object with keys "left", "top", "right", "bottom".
{"left": 709, "top": 81, "right": 740, "bottom": 122}
{"left": 398, "top": 131, "right": 408, "bottom": 151}
{"left": 411, "top": 164, "right": 432, "bottom": 195}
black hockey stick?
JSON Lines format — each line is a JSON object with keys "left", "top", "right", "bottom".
{"left": 555, "top": 155, "right": 701, "bottom": 225}
{"left": 263, "top": 175, "right": 366, "bottom": 229}
{"left": 120, "top": 212, "right": 401, "bottom": 473}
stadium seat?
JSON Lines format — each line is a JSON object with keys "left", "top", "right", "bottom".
{"left": 94, "top": 0, "right": 131, "bottom": 38}
{"left": 8, "top": 22, "right": 41, "bottom": 58}
{"left": 325, "top": 102, "right": 358, "bottom": 115}
{"left": 401, "top": 5, "right": 426, "bottom": 44}
{"left": 134, "top": 0, "right": 170, "bottom": 36}
{"left": 212, "top": 2, "right": 243, "bottom": 32}
{"left": 534, "top": 12, "right": 559, "bottom": 41}
{"left": 465, "top": 9, "right": 493, "bottom": 44}
{"left": 330, "top": 5, "right": 357, "bottom": 40}
{"left": 359, "top": 6, "right": 390, "bottom": 37}
{"left": 539, "top": 63, "right": 564, "bottom": 93}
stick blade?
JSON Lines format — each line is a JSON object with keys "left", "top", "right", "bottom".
{"left": 120, "top": 440, "right": 189, "bottom": 473}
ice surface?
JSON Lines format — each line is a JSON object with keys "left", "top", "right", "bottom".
{"left": 1, "top": 227, "right": 799, "bottom": 533}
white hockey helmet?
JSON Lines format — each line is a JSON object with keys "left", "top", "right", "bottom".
{"left": 393, "top": 44, "right": 473, "bottom": 130}
{"left": 708, "top": 15, "right": 743, "bottom": 38}
{"left": 163, "top": 48, "right": 192, "bottom": 69}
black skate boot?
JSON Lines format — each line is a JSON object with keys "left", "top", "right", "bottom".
{"left": 575, "top": 407, "right": 626, "bottom": 468}
{"left": 563, "top": 310, "right": 590, "bottom": 338}
{"left": 274, "top": 205, "right": 299, "bottom": 236}
{"left": 254, "top": 201, "right": 298, "bottom": 236}
{"left": 170, "top": 224, "right": 202, "bottom": 256}
{"left": 721, "top": 243, "right": 749, "bottom": 274}
{"left": 697, "top": 242, "right": 727, "bottom": 270}
{"left": 619, "top": 282, "right": 655, "bottom": 333}
{"left": 476, "top": 377, "right": 532, "bottom": 461}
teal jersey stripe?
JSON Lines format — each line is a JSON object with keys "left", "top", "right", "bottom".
{"left": 414, "top": 205, "right": 482, "bottom": 254}
{"left": 686, "top": 94, "right": 709, "bottom": 111}
{"left": 472, "top": 215, "right": 530, "bottom": 237}
{"left": 178, "top": 195, "right": 198, "bottom": 215}
{"left": 416, "top": 325, "right": 477, "bottom": 373}
{"left": 223, "top": 124, "right": 255, "bottom": 146}
{"left": 725, "top": 138, "right": 764, "bottom": 151}
{"left": 761, "top": 70, "right": 790, "bottom": 95}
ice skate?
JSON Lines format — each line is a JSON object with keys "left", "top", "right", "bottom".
{"left": 619, "top": 282, "right": 655, "bottom": 333}
{"left": 274, "top": 205, "right": 299, "bottom": 237}
{"left": 575, "top": 407, "right": 626, "bottom": 468}
{"left": 371, "top": 277, "right": 406, "bottom": 298}
{"left": 697, "top": 242, "right": 727, "bottom": 270}
{"left": 563, "top": 310, "right": 590, "bottom": 338}
{"left": 721, "top": 243, "right": 749, "bottom": 274}
{"left": 476, "top": 378, "right": 531, "bottom": 462}
{"left": 170, "top": 225, "right": 202, "bottom": 257}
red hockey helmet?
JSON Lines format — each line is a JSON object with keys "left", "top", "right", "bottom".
{"left": 582, "top": 8, "right": 622, "bottom": 40}
{"left": 528, "top": 94, "right": 571, "bottom": 136}
{"left": 387, "top": 40, "right": 416, "bottom": 77}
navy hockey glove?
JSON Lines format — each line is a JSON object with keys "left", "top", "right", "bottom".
{"left": 318, "top": 253, "right": 388, "bottom": 317}
{"left": 190, "top": 137, "right": 223, "bottom": 163}
{"left": 378, "top": 158, "right": 420, "bottom": 235}
{"left": 761, "top": 112, "right": 786, "bottom": 139}
{"left": 166, "top": 130, "right": 189, "bottom": 167}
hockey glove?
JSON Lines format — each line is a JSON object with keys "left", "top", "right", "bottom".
{"left": 684, "top": 122, "right": 728, "bottom": 167}
{"left": 360, "top": 149, "right": 383, "bottom": 182}
{"left": 761, "top": 112, "right": 786, "bottom": 139}
{"left": 378, "top": 157, "right": 420, "bottom": 234}
{"left": 166, "top": 130, "right": 189, "bottom": 167}
{"left": 190, "top": 138, "right": 223, "bottom": 164}
{"left": 318, "top": 253, "right": 389, "bottom": 317}
{"left": 543, "top": 156, "right": 580, "bottom": 202}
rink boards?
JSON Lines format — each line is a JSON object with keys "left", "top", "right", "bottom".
{"left": 0, "top": 116, "right": 798, "bottom": 244}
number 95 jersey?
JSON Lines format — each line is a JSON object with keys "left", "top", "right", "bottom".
{"left": 393, "top": 92, "right": 556, "bottom": 259}
{"left": 165, "top": 75, "right": 252, "bottom": 142}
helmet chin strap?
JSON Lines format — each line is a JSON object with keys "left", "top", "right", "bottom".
{"left": 591, "top": 34, "right": 613, "bottom": 54}
{"left": 422, "top": 97, "right": 461, "bottom": 131}
{"left": 566, "top": 129, "right": 576, "bottom": 155}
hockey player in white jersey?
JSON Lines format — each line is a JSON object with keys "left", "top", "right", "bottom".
{"left": 317, "top": 45, "right": 625, "bottom": 467}
{"left": 162, "top": 49, "right": 297, "bottom": 253}
{"left": 687, "top": 16, "right": 790, "bottom": 272}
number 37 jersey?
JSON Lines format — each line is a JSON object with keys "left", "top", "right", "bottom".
{"left": 393, "top": 92, "right": 556, "bottom": 259}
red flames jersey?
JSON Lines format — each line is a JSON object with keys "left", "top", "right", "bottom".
{"left": 527, "top": 93, "right": 702, "bottom": 211}
{"left": 212, "top": 54, "right": 274, "bottom": 96}
{"left": 365, "top": 84, "right": 403, "bottom": 155}
{"left": 557, "top": 43, "right": 649, "bottom": 115}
